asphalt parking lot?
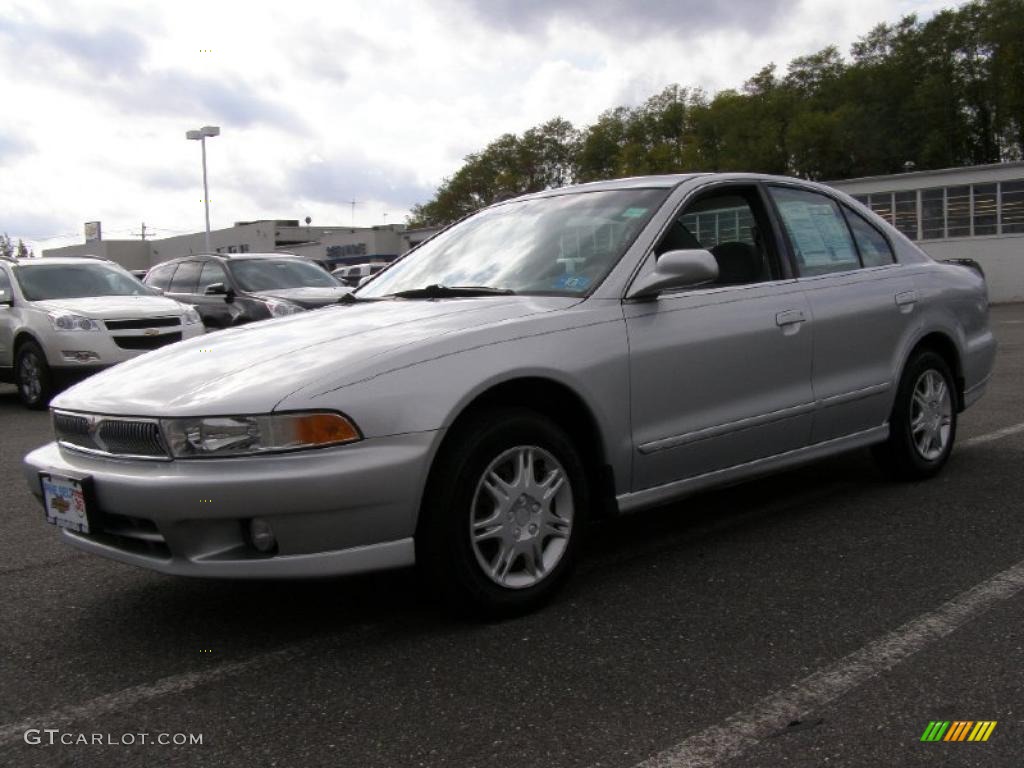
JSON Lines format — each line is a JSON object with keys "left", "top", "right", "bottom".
{"left": 1, "top": 303, "right": 1023, "bottom": 768}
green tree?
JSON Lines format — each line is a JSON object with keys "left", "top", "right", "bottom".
{"left": 409, "top": 0, "right": 1024, "bottom": 225}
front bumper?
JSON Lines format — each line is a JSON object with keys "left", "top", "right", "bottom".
{"left": 40, "top": 322, "right": 205, "bottom": 369}
{"left": 23, "top": 431, "right": 439, "bottom": 577}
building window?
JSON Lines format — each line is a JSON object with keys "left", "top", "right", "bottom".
{"left": 971, "top": 184, "right": 997, "bottom": 236}
{"left": 868, "top": 193, "right": 893, "bottom": 224}
{"left": 946, "top": 186, "right": 971, "bottom": 237}
{"left": 894, "top": 190, "right": 918, "bottom": 239}
{"left": 921, "top": 188, "right": 944, "bottom": 240}
{"left": 1002, "top": 180, "right": 1024, "bottom": 234}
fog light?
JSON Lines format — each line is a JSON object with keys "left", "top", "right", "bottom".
{"left": 61, "top": 350, "right": 100, "bottom": 363}
{"left": 248, "top": 518, "right": 277, "bottom": 553}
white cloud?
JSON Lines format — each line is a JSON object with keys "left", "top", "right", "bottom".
{"left": 0, "top": 0, "right": 951, "bottom": 253}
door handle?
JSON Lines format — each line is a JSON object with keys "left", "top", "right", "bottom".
{"left": 895, "top": 290, "right": 918, "bottom": 312}
{"left": 775, "top": 309, "right": 806, "bottom": 327}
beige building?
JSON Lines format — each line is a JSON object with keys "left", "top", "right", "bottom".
{"left": 44, "top": 220, "right": 444, "bottom": 271}
{"left": 829, "top": 161, "right": 1024, "bottom": 303}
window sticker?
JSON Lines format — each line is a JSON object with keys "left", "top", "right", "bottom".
{"left": 552, "top": 274, "right": 591, "bottom": 291}
{"left": 621, "top": 207, "right": 648, "bottom": 218}
{"left": 778, "top": 201, "right": 857, "bottom": 267}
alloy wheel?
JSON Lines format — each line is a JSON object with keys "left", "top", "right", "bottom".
{"left": 19, "top": 351, "right": 42, "bottom": 403}
{"left": 910, "top": 369, "right": 952, "bottom": 461}
{"left": 469, "top": 445, "right": 574, "bottom": 589}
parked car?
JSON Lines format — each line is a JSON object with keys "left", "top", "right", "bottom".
{"left": 143, "top": 253, "right": 350, "bottom": 329}
{"left": 332, "top": 261, "right": 390, "bottom": 287}
{"left": 0, "top": 256, "right": 204, "bottom": 408}
{"left": 24, "top": 173, "right": 996, "bottom": 615}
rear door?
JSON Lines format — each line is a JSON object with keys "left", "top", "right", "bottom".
{"left": 767, "top": 185, "right": 918, "bottom": 443}
{"left": 624, "top": 183, "right": 815, "bottom": 490}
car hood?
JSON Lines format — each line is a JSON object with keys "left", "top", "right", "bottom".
{"left": 256, "top": 286, "right": 351, "bottom": 308}
{"left": 53, "top": 296, "right": 579, "bottom": 415}
{"left": 33, "top": 295, "right": 189, "bottom": 319}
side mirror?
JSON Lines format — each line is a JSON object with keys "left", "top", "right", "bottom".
{"left": 628, "top": 249, "right": 719, "bottom": 299}
{"left": 204, "top": 282, "right": 228, "bottom": 296}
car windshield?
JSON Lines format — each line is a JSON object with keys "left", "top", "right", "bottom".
{"left": 14, "top": 262, "right": 153, "bottom": 301}
{"left": 229, "top": 259, "right": 341, "bottom": 292}
{"left": 358, "top": 188, "right": 669, "bottom": 298}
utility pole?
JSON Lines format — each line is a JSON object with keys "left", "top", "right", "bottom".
{"left": 131, "top": 222, "right": 148, "bottom": 240}
{"left": 347, "top": 199, "right": 363, "bottom": 227}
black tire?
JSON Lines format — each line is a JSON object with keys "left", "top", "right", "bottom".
{"left": 15, "top": 340, "right": 54, "bottom": 410}
{"left": 416, "top": 408, "right": 589, "bottom": 618}
{"left": 872, "top": 349, "right": 957, "bottom": 480}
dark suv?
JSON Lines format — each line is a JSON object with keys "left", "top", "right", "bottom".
{"left": 143, "top": 253, "right": 350, "bottom": 329}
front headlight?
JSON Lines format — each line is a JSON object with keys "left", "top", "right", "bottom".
{"left": 48, "top": 313, "right": 100, "bottom": 332}
{"left": 261, "top": 298, "right": 304, "bottom": 317}
{"left": 161, "top": 411, "right": 361, "bottom": 458}
{"left": 182, "top": 307, "right": 203, "bottom": 325}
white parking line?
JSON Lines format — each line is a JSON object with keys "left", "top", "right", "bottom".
{"left": 963, "top": 421, "right": 1024, "bottom": 447}
{"left": 635, "top": 557, "right": 1024, "bottom": 768}
{"left": 1, "top": 421, "right": 1022, "bottom": 750}
{"left": 0, "top": 628, "right": 369, "bottom": 746}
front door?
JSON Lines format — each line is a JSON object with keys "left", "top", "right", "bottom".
{"left": 625, "top": 184, "right": 816, "bottom": 491}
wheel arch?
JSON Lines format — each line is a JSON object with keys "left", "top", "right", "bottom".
{"left": 13, "top": 329, "right": 43, "bottom": 359}
{"left": 903, "top": 331, "right": 965, "bottom": 411}
{"left": 419, "top": 375, "right": 618, "bottom": 531}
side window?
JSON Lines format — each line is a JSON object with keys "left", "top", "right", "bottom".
{"left": 144, "top": 263, "right": 177, "bottom": 291}
{"left": 197, "top": 261, "right": 228, "bottom": 293}
{"left": 656, "top": 187, "right": 777, "bottom": 286}
{"left": 168, "top": 261, "right": 202, "bottom": 294}
{"left": 769, "top": 187, "right": 860, "bottom": 277}
{"left": 843, "top": 207, "right": 895, "bottom": 267}
{"left": 0, "top": 267, "right": 11, "bottom": 297}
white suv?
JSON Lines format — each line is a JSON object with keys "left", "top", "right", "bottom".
{"left": 0, "top": 256, "right": 204, "bottom": 408}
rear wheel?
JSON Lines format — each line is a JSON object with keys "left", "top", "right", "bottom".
{"left": 417, "top": 408, "right": 587, "bottom": 617}
{"left": 15, "top": 341, "right": 53, "bottom": 410}
{"left": 872, "top": 349, "right": 957, "bottom": 480}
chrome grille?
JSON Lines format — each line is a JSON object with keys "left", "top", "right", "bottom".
{"left": 53, "top": 411, "right": 170, "bottom": 459}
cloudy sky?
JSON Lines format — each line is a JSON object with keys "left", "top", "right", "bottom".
{"left": 1, "top": 0, "right": 953, "bottom": 253}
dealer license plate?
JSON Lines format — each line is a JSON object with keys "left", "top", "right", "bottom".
{"left": 40, "top": 473, "right": 91, "bottom": 534}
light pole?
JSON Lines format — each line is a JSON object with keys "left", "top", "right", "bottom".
{"left": 186, "top": 125, "right": 220, "bottom": 252}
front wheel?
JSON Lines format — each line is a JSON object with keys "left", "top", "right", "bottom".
{"left": 417, "top": 408, "right": 588, "bottom": 617}
{"left": 15, "top": 341, "right": 54, "bottom": 410}
{"left": 872, "top": 349, "right": 957, "bottom": 480}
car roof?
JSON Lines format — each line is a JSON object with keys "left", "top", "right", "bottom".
{"left": 7, "top": 256, "right": 120, "bottom": 267}
{"left": 157, "top": 252, "right": 310, "bottom": 264}
{"left": 505, "top": 172, "right": 841, "bottom": 203}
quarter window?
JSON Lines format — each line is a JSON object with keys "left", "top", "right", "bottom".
{"left": 769, "top": 187, "right": 860, "bottom": 276}
{"left": 0, "top": 267, "right": 11, "bottom": 298}
{"left": 843, "top": 207, "right": 895, "bottom": 267}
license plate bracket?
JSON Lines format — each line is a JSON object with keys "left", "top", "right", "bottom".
{"left": 39, "top": 472, "right": 99, "bottom": 534}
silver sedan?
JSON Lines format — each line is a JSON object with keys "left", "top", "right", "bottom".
{"left": 24, "top": 173, "right": 996, "bottom": 615}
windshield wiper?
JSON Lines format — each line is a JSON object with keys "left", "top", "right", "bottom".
{"left": 389, "top": 284, "right": 515, "bottom": 299}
